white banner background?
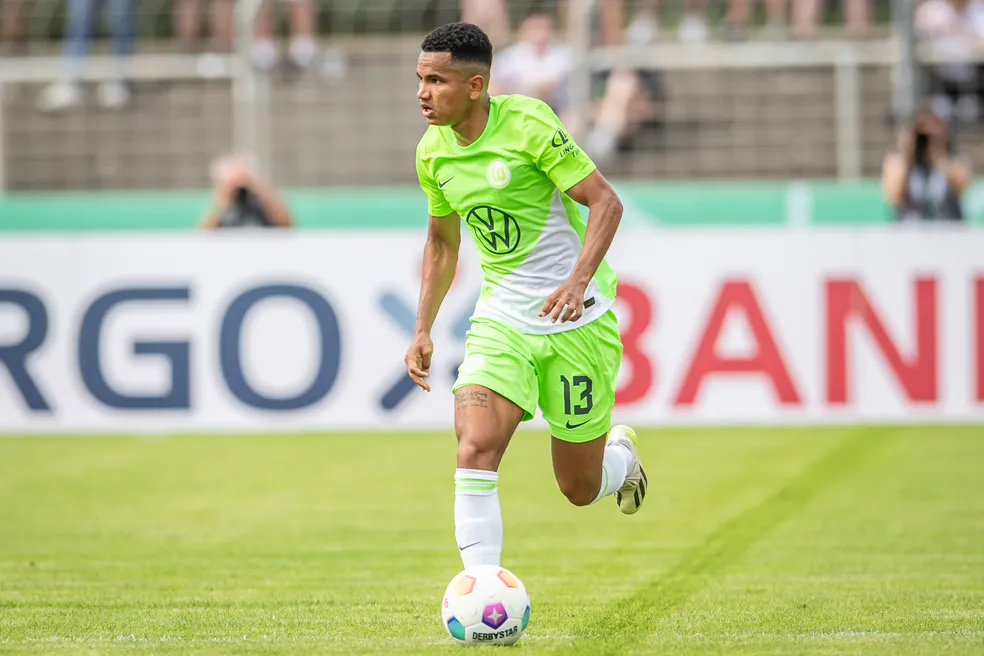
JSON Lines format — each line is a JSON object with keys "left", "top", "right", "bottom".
{"left": 1, "top": 228, "right": 981, "bottom": 433}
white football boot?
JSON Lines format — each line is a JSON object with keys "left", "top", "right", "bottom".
{"left": 608, "top": 425, "right": 647, "bottom": 514}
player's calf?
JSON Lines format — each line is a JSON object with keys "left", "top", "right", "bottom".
{"left": 551, "top": 427, "right": 644, "bottom": 511}
{"left": 556, "top": 472, "right": 603, "bottom": 507}
{"left": 551, "top": 434, "right": 606, "bottom": 507}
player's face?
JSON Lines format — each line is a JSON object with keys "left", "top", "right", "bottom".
{"left": 416, "top": 52, "right": 484, "bottom": 126}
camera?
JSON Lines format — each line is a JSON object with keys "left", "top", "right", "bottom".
{"left": 914, "top": 130, "right": 930, "bottom": 166}
{"left": 910, "top": 112, "right": 947, "bottom": 169}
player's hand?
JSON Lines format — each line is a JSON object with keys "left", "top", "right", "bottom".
{"left": 405, "top": 332, "right": 434, "bottom": 392}
{"left": 539, "top": 280, "right": 587, "bottom": 324}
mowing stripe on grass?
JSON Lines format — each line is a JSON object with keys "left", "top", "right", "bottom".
{"left": 569, "top": 428, "right": 891, "bottom": 651}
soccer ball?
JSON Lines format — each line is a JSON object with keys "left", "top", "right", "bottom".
{"left": 441, "top": 565, "right": 531, "bottom": 646}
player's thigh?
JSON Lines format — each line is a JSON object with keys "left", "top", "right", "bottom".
{"left": 452, "top": 320, "right": 538, "bottom": 470}
{"left": 538, "top": 310, "right": 623, "bottom": 446}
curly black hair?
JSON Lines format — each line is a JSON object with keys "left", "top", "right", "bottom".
{"left": 421, "top": 22, "right": 493, "bottom": 67}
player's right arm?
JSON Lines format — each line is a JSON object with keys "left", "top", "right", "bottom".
{"left": 407, "top": 144, "right": 460, "bottom": 392}
{"left": 406, "top": 212, "right": 461, "bottom": 392}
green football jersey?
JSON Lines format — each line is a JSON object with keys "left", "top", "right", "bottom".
{"left": 415, "top": 94, "right": 618, "bottom": 335}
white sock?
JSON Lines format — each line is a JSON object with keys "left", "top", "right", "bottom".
{"left": 288, "top": 36, "right": 317, "bottom": 68}
{"left": 250, "top": 39, "right": 278, "bottom": 71}
{"left": 592, "top": 441, "right": 632, "bottom": 503}
{"left": 454, "top": 468, "right": 502, "bottom": 569}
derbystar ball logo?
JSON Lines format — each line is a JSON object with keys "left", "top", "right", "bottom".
{"left": 472, "top": 626, "right": 519, "bottom": 641}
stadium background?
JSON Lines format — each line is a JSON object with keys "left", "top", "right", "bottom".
{"left": 1, "top": 0, "right": 982, "bottom": 430}
{"left": 1, "top": 3, "right": 983, "bottom": 654}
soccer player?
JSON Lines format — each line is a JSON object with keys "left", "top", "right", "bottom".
{"left": 405, "top": 22, "right": 647, "bottom": 570}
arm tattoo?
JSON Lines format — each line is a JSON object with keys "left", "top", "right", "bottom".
{"left": 455, "top": 389, "right": 489, "bottom": 409}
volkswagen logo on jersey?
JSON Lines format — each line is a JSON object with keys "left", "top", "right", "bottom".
{"left": 465, "top": 205, "right": 521, "bottom": 255}
{"left": 487, "top": 160, "right": 511, "bottom": 188}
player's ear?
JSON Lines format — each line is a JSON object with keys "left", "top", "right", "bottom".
{"left": 468, "top": 73, "right": 486, "bottom": 100}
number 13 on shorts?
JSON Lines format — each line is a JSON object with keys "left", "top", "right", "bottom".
{"left": 538, "top": 311, "right": 622, "bottom": 443}
{"left": 561, "top": 375, "right": 594, "bottom": 416}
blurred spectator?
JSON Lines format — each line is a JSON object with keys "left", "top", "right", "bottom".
{"left": 490, "top": 11, "right": 573, "bottom": 118}
{"left": 726, "top": 0, "right": 787, "bottom": 40}
{"left": 462, "top": 0, "right": 653, "bottom": 51}
{"left": 250, "top": 0, "right": 318, "bottom": 73}
{"left": 629, "top": 0, "right": 709, "bottom": 44}
{"left": 676, "top": 0, "right": 710, "bottom": 43}
{"left": 37, "top": 0, "right": 136, "bottom": 112}
{"left": 1, "top": 0, "right": 29, "bottom": 55}
{"left": 461, "top": 0, "right": 511, "bottom": 49}
{"left": 881, "top": 111, "right": 971, "bottom": 222}
{"left": 175, "top": 0, "right": 233, "bottom": 54}
{"left": 584, "top": 10, "right": 667, "bottom": 163}
{"left": 793, "top": 0, "right": 870, "bottom": 39}
{"left": 201, "top": 155, "right": 293, "bottom": 229}
{"left": 916, "top": 0, "right": 984, "bottom": 123}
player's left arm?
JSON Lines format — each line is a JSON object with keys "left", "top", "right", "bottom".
{"left": 525, "top": 99, "right": 624, "bottom": 323}
{"left": 539, "top": 171, "right": 623, "bottom": 323}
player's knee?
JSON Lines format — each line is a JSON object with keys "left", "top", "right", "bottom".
{"left": 456, "top": 430, "right": 504, "bottom": 471}
{"left": 557, "top": 477, "right": 598, "bottom": 507}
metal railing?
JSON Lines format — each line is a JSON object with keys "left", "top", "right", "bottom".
{"left": 0, "top": 0, "right": 945, "bottom": 192}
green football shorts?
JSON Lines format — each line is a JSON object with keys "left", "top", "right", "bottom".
{"left": 452, "top": 310, "right": 623, "bottom": 442}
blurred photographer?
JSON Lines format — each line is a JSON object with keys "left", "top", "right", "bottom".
{"left": 200, "top": 155, "right": 293, "bottom": 230}
{"left": 881, "top": 111, "right": 971, "bottom": 222}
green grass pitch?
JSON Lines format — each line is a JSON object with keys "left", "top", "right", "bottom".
{"left": 1, "top": 427, "right": 982, "bottom": 655}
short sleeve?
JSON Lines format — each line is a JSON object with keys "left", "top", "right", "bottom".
{"left": 523, "top": 100, "right": 597, "bottom": 193}
{"left": 415, "top": 146, "right": 454, "bottom": 217}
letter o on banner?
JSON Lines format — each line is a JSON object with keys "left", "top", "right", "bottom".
{"left": 220, "top": 285, "right": 341, "bottom": 410}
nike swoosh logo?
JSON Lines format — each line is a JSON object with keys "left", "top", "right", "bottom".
{"left": 458, "top": 541, "right": 480, "bottom": 551}
{"left": 565, "top": 419, "right": 590, "bottom": 429}
{"left": 438, "top": 177, "right": 454, "bottom": 188}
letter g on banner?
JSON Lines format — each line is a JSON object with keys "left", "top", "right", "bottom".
{"left": 79, "top": 287, "right": 191, "bottom": 409}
